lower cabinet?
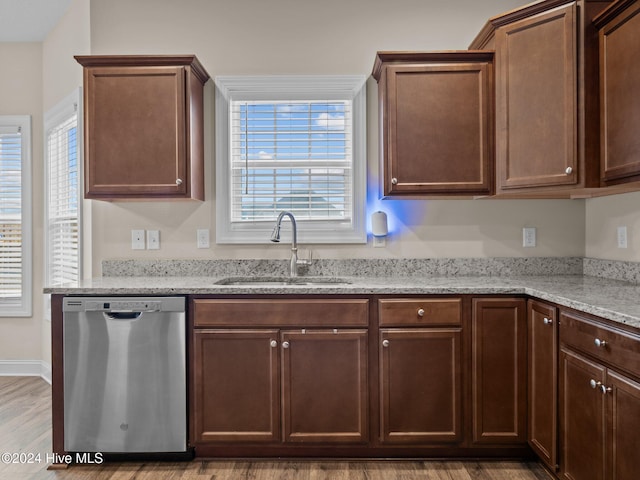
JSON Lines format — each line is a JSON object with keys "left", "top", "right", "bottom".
{"left": 379, "top": 328, "right": 462, "bottom": 444}
{"left": 559, "top": 309, "right": 640, "bottom": 480}
{"left": 471, "top": 298, "right": 527, "bottom": 445}
{"left": 378, "top": 297, "right": 463, "bottom": 445}
{"left": 193, "top": 328, "right": 368, "bottom": 445}
{"left": 528, "top": 299, "right": 559, "bottom": 471}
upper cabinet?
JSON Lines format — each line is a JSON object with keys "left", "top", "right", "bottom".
{"left": 595, "top": 0, "right": 640, "bottom": 186}
{"left": 75, "top": 55, "right": 210, "bottom": 201}
{"left": 372, "top": 51, "right": 494, "bottom": 197}
{"left": 470, "top": 0, "right": 612, "bottom": 196}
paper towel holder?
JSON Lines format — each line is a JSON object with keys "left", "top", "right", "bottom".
{"left": 371, "top": 211, "right": 388, "bottom": 237}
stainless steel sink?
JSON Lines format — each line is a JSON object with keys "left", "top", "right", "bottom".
{"left": 214, "top": 276, "right": 351, "bottom": 286}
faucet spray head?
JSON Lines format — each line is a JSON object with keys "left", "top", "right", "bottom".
{"left": 270, "top": 224, "right": 281, "bottom": 243}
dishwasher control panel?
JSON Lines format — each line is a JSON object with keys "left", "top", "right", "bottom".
{"left": 63, "top": 296, "right": 185, "bottom": 313}
{"left": 85, "top": 300, "right": 161, "bottom": 312}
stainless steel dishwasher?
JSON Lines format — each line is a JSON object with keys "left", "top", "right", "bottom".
{"left": 63, "top": 296, "right": 186, "bottom": 453}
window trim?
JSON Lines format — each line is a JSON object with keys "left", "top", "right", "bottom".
{"left": 44, "top": 88, "right": 83, "bottom": 289}
{"left": 215, "top": 75, "right": 367, "bottom": 244}
{"left": 0, "top": 115, "right": 32, "bottom": 317}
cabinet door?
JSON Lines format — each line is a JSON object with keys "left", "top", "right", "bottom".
{"left": 379, "top": 328, "right": 462, "bottom": 444}
{"left": 528, "top": 300, "right": 558, "bottom": 470}
{"left": 84, "top": 65, "right": 188, "bottom": 197}
{"left": 192, "top": 329, "right": 280, "bottom": 443}
{"left": 559, "top": 348, "right": 607, "bottom": 480}
{"left": 471, "top": 298, "right": 527, "bottom": 444}
{"left": 281, "top": 329, "right": 368, "bottom": 443}
{"left": 599, "top": 0, "right": 640, "bottom": 185}
{"left": 606, "top": 370, "right": 640, "bottom": 480}
{"left": 495, "top": 3, "right": 577, "bottom": 191}
{"left": 380, "top": 55, "right": 493, "bottom": 196}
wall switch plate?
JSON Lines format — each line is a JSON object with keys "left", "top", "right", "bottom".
{"left": 523, "top": 227, "right": 536, "bottom": 248}
{"left": 147, "top": 230, "right": 160, "bottom": 250}
{"left": 617, "top": 226, "right": 628, "bottom": 248}
{"left": 197, "top": 229, "right": 210, "bottom": 249}
{"left": 131, "top": 229, "right": 146, "bottom": 250}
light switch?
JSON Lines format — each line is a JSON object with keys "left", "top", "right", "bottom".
{"left": 147, "top": 230, "right": 160, "bottom": 250}
{"left": 131, "top": 229, "right": 145, "bottom": 250}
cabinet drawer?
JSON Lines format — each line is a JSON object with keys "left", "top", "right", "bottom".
{"left": 378, "top": 298, "right": 461, "bottom": 326}
{"left": 193, "top": 298, "right": 369, "bottom": 327}
{"left": 560, "top": 310, "right": 640, "bottom": 376}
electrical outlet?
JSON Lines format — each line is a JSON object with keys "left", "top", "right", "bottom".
{"left": 523, "top": 227, "right": 536, "bottom": 248}
{"left": 617, "top": 226, "right": 628, "bottom": 249}
{"left": 373, "top": 236, "right": 386, "bottom": 248}
{"left": 147, "top": 230, "right": 160, "bottom": 250}
{"left": 197, "top": 229, "right": 210, "bottom": 249}
{"left": 131, "top": 229, "right": 145, "bottom": 250}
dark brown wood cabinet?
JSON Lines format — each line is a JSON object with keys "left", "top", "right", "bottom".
{"left": 190, "top": 298, "right": 369, "bottom": 449}
{"left": 471, "top": 298, "right": 527, "bottom": 445}
{"left": 193, "top": 329, "right": 280, "bottom": 443}
{"left": 471, "top": 0, "right": 612, "bottom": 196}
{"left": 282, "top": 329, "right": 368, "bottom": 444}
{"left": 528, "top": 300, "right": 559, "bottom": 471}
{"left": 559, "top": 309, "right": 640, "bottom": 480}
{"left": 595, "top": 0, "right": 640, "bottom": 186}
{"left": 378, "top": 298, "right": 463, "bottom": 444}
{"left": 372, "top": 52, "right": 494, "bottom": 197}
{"left": 75, "top": 55, "right": 209, "bottom": 200}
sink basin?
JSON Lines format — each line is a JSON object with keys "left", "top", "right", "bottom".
{"left": 214, "top": 276, "right": 352, "bottom": 286}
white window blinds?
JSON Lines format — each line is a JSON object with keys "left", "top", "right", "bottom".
{"left": 0, "top": 127, "right": 23, "bottom": 300}
{"left": 45, "top": 90, "right": 81, "bottom": 288}
{"left": 0, "top": 116, "right": 31, "bottom": 316}
{"left": 46, "top": 113, "right": 80, "bottom": 286}
{"left": 230, "top": 100, "right": 353, "bottom": 223}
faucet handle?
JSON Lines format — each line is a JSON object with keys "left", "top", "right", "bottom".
{"left": 297, "top": 248, "right": 313, "bottom": 266}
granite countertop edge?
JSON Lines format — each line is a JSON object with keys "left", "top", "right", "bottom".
{"left": 44, "top": 274, "right": 640, "bottom": 330}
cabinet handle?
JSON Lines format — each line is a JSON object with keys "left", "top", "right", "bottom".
{"left": 282, "top": 341, "right": 290, "bottom": 349}
{"left": 417, "top": 308, "right": 425, "bottom": 317}
{"left": 543, "top": 317, "right": 553, "bottom": 325}
{"left": 565, "top": 167, "right": 573, "bottom": 175}
{"left": 382, "top": 339, "right": 390, "bottom": 348}
{"left": 176, "top": 178, "right": 183, "bottom": 185}
{"left": 594, "top": 338, "right": 607, "bottom": 348}
{"left": 599, "top": 384, "right": 613, "bottom": 395}
{"left": 391, "top": 177, "right": 398, "bottom": 185}
{"left": 270, "top": 340, "right": 277, "bottom": 348}
{"left": 590, "top": 379, "right": 602, "bottom": 389}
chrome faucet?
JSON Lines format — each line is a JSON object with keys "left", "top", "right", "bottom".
{"left": 270, "top": 211, "right": 303, "bottom": 277}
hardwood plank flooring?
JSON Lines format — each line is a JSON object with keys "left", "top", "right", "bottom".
{"left": 0, "top": 377, "right": 553, "bottom": 480}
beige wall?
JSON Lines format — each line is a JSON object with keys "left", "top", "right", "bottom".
{"left": 86, "top": 0, "right": 587, "bottom": 274}
{"left": 0, "top": 43, "right": 43, "bottom": 361}
{"left": 586, "top": 191, "right": 640, "bottom": 262}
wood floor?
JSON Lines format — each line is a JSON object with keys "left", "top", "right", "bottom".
{"left": 0, "top": 377, "right": 553, "bottom": 480}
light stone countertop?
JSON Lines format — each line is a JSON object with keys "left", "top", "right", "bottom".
{"left": 45, "top": 274, "right": 640, "bottom": 331}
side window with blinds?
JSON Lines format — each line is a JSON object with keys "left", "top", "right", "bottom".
{"left": 45, "top": 90, "right": 82, "bottom": 288}
{"left": 0, "top": 116, "right": 31, "bottom": 317}
{"left": 215, "top": 76, "right": 367, "bottom": 244}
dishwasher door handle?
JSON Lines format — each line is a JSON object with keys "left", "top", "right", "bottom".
{"left": 104, "top": 311, "right": 142, "bottom": 320}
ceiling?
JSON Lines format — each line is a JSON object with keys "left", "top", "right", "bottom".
{"left": 0, "top": 0, "right": 72, "bottom": 42}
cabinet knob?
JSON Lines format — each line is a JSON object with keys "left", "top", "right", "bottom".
{"left": 543, "top": 317, "right": 553, "bottom": 325}
{"left": 417, "top": 308, "right": 425, "bottom": 317}
{"left": 565, "top": 167, "right": 573, "bottom": 175}
{"left": 599, "top": 384, "right": 613, "bottom": 395}
{"left": 270, "top": 340, "right": 277, "bottom": 348}
{"left": 590, "top": 379, "right": 602, "bottom": 389}
{"left": 594, "top": 338, "right": 607, "bottom": 348}
{"left": 282, "top": 341, "right": 290, "bottom": 349}
{"left": 391, "top": 177, "right": 398, "bottom": 185}
{"left": 176, "top": 178, "right": 183, "bottom": 185}
{"left": 382, "top": 339, "right": 390, "bottom": 348}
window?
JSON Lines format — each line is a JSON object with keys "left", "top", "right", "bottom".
{"left": 215, "top": 76, "right": 367, "bottom": 244}
{"left": 0, "top": 116, "right": 31, "bottom": 317}
{"left": 44, "top": 89, "right": 82, "bottom": 289}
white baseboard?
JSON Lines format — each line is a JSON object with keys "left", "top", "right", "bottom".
{"left": 0, "top": 360, "right": 52, "bottom": 384}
